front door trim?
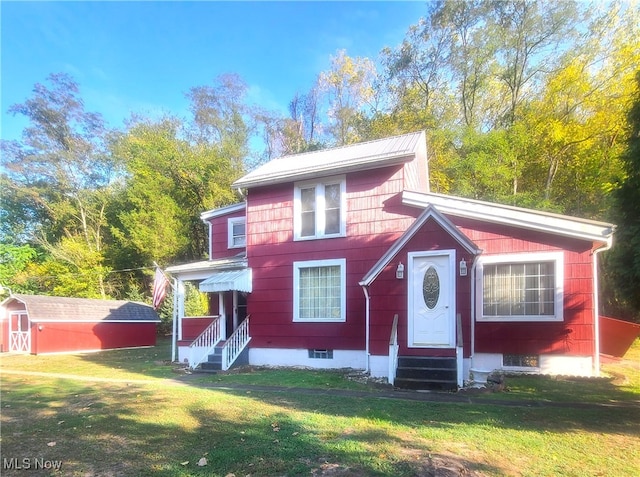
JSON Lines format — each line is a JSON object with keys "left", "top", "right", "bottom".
{"left": 407, "top": 250, "right": 456, "bottom": 348}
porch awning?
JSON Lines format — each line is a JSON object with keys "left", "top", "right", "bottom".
{"left": 199, "top": 269, "right": 252, "bottom": 293}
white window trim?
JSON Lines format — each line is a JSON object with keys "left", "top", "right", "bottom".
{"left": 227, "top": 217, "right": 246, "bottom": 249}
{"left": 476, "top": 251, "right": 564, "bottom": 322}
{"left": 293, "top": 258, "right": 347, "bottom": 323}
{"left": 293, "top": 176, "right": 346, "bottom": 241}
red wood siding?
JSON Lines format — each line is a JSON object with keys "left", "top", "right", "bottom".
{"left": 453, "top": 217, "right": 597, "bottom": 357}
{"left": 181, "top": 317, "right": 216, "bottom": 341}
{"left": 246, "top": 166, "right": 418, "bottom": 351}
{"left": 207, "top": 209, "right": 246, "bottom": 259}
{"left": 367, "top": 218, "right": 475, "bottom": 358}
{"left": 31, "top": 322, "right": 157, "bottom": 354}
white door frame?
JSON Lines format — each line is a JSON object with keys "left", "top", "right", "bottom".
{"left": 407, "top": 250, "right": 456, "bottom": 348}
{"left": 9, "top": 312, "right": 31, "bottom": 353}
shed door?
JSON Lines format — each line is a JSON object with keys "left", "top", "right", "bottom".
{"left": 9, "top": 312, "right": 30, "bottom": 353}
{"left": 408, "top": 251, "right": 456, "bottom": 348}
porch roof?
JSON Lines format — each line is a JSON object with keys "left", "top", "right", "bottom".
{"left": 199, "top": 269, "right": 252, "bottom": 293}
{"left": 165, "top": 254, "right": 248, "bottom": 280}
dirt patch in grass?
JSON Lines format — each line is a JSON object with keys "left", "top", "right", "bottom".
{"left": 309, "top": 452, "right": 486, "bottom": 476}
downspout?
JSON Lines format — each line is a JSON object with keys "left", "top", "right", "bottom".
{"left": 362, "top": 285, "right": 371, "bottom": 373}
{"left": 592, "top": 239, "right": 613, "bottom": 377}
{"left": 470, "top": 255, "right": 480, "bottom": 369}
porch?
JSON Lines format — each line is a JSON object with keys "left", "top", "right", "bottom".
{"left": 166, "top": 255, "right": 252, "bottom": 371}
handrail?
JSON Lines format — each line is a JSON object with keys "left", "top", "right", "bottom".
{"left": 188, "top": 316, "right": 222, "bottom": 370}
{"left": 222, "top": 316, "right": 251, "bottom": 370}
{"left": 388, "top": 314, "right": 399, "bottom": 386}
{"left": 456, "top": 313, "right": 463, "bottom": 388}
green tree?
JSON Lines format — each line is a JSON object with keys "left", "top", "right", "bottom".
{"left": 605, "top": 70, "right": 640, "bottom": 321}
{"left": 0, "top": 73, "right": 117, "bottom": 297}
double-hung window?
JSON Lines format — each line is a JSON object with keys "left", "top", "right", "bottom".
{"left": 294, "top": 177, "right": 346, "bottom": 240}
{"left": 293, "top": 259, "right": 346, "bottom": 322}
{"left": 228, "top": 217, "right": 246, "bottom": 248}
{"left": 478, "top": 252, "right": 564, "bottom": 322}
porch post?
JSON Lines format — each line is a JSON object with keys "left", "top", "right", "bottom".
{"left": 218, "top": 293, "right": 226, "bottom": 339}
{"left": 233, "top": 290, "right": 239, "bottom": 330}
{"left": 177, "top": 280, "right": 186, "bottom": 340}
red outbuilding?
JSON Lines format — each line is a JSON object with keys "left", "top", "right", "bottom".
{"left": 0, "top": 294, "right": 160, "bottom": 355}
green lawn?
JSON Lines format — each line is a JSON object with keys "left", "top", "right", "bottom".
{"left": 1, "top": 339, "right": 639, "bottom": 476}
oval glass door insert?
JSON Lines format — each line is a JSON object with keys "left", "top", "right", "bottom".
{"left": 423, "top": 266, "right": 440, "bottom": 309}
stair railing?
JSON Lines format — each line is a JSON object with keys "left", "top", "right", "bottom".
{"left": 456, "top": 313, "right": 463, "bottom": 388}
{"left": 388, "top": 314, "right": 399, "bottom": 386}
{"left": 188, "top": 317, "right": 222, "bottom": 370}
{"left": 222, "top": 315, "right": 251, "bottom": 371}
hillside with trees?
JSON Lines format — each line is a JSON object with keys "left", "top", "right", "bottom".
{"left": 1, "top": 0, "right": 638, "bottom": 321}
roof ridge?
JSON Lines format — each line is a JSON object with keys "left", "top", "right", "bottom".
{"left": 272, "top": 130, "right": 424, "bottom": 161}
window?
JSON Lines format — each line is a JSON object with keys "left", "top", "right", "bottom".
{"left": 308, "top": 349, "right": 334, "bottom": 359}
{"left": 228, "top": 217, "right": 246, "bottom": 248}
{"left": 293, "top": 259, "right": 346, "bottom": 322}
{"left": 503, "top": 354, "right": 539, "bottom": 368}
{"left": 294, "top": 177, "right": 346, "bottom": 240}
{"left": 478, "top": 252, "right": 564, "bottom": 322}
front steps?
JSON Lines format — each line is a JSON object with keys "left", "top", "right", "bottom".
{"left": 196, "top": 341, "right": 250, "bottom": 373}
{"left": 394, "top": 356, "right": 457, "bottom": 391}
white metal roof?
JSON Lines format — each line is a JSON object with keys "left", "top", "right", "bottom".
{"left": 232, "top": 131, "right": 426, "bottom": 189}
{"left": 165, "top": 254, "right": 248, "bottom": 281}
{"left": 200, "top": 202, "right": 246, "bottom": 222}
{"left": 199, "top": 269, "right": 252, "bottom": 293}
{"left": 402, "top": 191, "right": 615, "bottom": 245}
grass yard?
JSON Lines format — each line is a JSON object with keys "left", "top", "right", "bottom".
{"left": 1, "top": 339, "right": 639, "bottom": 476}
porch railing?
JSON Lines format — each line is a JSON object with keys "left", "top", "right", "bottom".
{"left": 388, "top": 314, "right": 399, "bottom": 386}
{"left": 188, "top": 316, "right": 223, "bottom": 370}
{"left": 222, "top": 316, "right": 251, "bottom": 371}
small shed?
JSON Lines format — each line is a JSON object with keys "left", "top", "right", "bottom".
{"left": 0, "top": 294, "right": 161, "bottom": 355}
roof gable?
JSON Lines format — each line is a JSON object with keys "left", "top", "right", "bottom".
{"left": 360, "top": 205, "right": 481, "bottom": 286}
{"left": 232, "top": 131, "right": 426, "bottom": 189}
{"left": 2, "top": 294, "right": 160, "bottom": 323}
{"left": 402, "top": 191, "right": 615, "bottom": 245}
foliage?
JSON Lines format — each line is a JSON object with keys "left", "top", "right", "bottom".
{"left": 0, "top": 73, "right": 117, "bottom": 297}
{"left": 605, "top": 71, "right": 640, "bottom": 321}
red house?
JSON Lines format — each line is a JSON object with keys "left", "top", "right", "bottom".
{"left": 0, "top": 294, "right": 160, "bottom": 355}
{"left": 167, "top": 131, "right": 615, "bottom": 389}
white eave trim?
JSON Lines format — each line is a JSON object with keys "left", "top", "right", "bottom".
{"left": 200, "top": 203, "right": 246, "bottom": 223}
{"left": 360, "top": 205, "right": 481, "bottom": 287}
{"left": 402, "top": 191, "right": 615, "bottom": 245}
{"left": 232, "top": 153, "right": 414, "bottom": 189}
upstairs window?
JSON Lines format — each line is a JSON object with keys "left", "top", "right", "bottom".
{"left": 228, "top": 217, "right": 246, "bottom": 248}
{"left": 294, "top": 177, "right": 346, "bottom": 240}
{"left": 478, "top": 252, "right": 564, "bottom": 322}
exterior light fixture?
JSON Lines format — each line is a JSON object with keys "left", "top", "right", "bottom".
{"left": 459, "top": 258, "right": 468, "bottom": 277}
{"left": 396, "top": 262, "right": 405, "bottom": 280}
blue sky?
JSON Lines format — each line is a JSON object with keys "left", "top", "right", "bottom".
{"left": 1, "top": 1, "right": 426, "bottom": 142}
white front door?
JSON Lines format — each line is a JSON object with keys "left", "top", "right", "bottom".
{"left": 408, "top": 251, "right": 456, "bottom": 348}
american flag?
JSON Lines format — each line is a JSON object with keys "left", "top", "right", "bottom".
{"left": 152, "top": 267, "right": 169, "bottom": 310}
